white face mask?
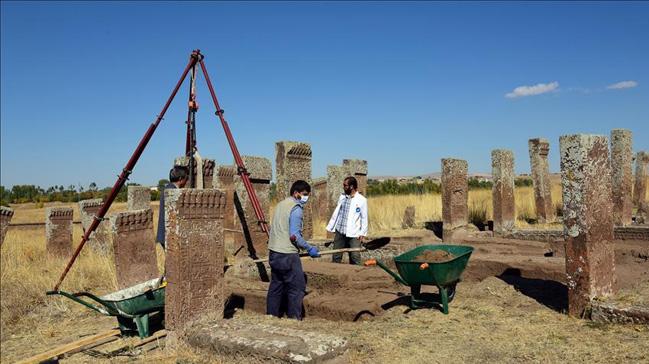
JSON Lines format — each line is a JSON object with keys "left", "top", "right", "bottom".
{"left": 299, "top": 195, "right": 309, "bottom": 204}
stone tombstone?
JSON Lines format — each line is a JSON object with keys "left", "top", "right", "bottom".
{"left": 560, "top": 134, "right": 616, "bottom": 317}
{"left": 0, "top": 206, "right": 14, "bottom": 246}
{"left": 441, "top": 158, "right": 468, "bottom": 242}
{"left": 45, "top": 207, "right": 73, "bottom": 258}
{"left": 275, "top": 141, "right": 313, "bottom": 239}
{"left": 110, "top": 209, "right": 158, "bottom": 290}
{"left": 326, "top": 165, "right": 348, "bottom": 218}
{"left": 202, "top": 159, "right": 216, "bottom": 189}
{"left": 78, "top": 198, "right": 111, "bottom": 253}
{"left": 343, "top": 159, "right": 369, "bottom": 196}
{"left": 164, "top": 188, "right": 226, "bottom": 331}
{"left": 311, "top": 177, "right": 328, "bottom": 234}
{"left": 233, "top": 156, "right": 271, "bottom": 256}
{"left": 215, "top": 165, "right": 237, "bottom": 254}
{"left": 634, "top": 151, "right": 649, "bottom": 208}
{"left": 491, "top": 149, "right": 516, "bottom": 235}
{"left": 528, "top": 138, "right": 555, "bottom": 223}
{"left": 402, "top": 206, "right": 416, "bottom": 229}
{"left": 127, "top": 186, "right": 151, "bottom": 211}
{"left": 610, "top": 129, "right": 633, "bottom": 226}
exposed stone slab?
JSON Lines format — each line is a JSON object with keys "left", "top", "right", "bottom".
{"left": 165, "top": 189, "right": 226, "bottom": 331}
{"left": 185, "top": 317, "right": 349, "bottom": 363}
{"left": 590, "top": 301, "right": 649, "bottom": 325}
{"left": 127, "top": 186, "right": 151, "bottom": 211}
{"left": 560, "top": 134, "right": 616, "bottom": 317}
{"left": 0, "top": 206, "right": 14, "bottom": 246}
{"left": 441, "top": 158, "right": 468, "bottom": 242}
{"left": 529, "top": 138, "right": 555, "bottom": 223}
{"left": 491, "top": 149, "right": 515, "bottom": 235}
{"left": 610, "top": 129, "right": 634, "bottom": 226}
{"left": 110, "top": 209, "right": 158, "bottom": 289}
{"left": 45, "top": 207, "right": 73, "bottom": 258}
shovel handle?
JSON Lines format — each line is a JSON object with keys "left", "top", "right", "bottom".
{"left": 251, "top": 247, "right": 365, "bottom": 263}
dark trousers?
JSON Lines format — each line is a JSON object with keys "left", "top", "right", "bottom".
{"left": 331, "top": 231, "right": 362, "bottom": 265}
{"left": 266, "top": 251, "right": 306, "bottom": 320}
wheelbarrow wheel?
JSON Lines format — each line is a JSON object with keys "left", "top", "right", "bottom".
{"left": 447, "top": 282, "right": 457, "bottom": 303}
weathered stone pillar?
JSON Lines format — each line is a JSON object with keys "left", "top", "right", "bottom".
{"left": 311, "top": 177, "right": 327, "bottom": 236}
{"left": 79, "top": 199, "right": 111, "bottom": 252}
{"left": 633, "top": 151, "right": 649, "bottom": 208}
{"left": 110, "top": 209, "right": 158, "bottom": 289}
{"left": 402, "top": 206, "right": 416, "bottom": 229}
{"left": 560, "top": 134, "right": 616, "bottom": 317}
{"left": 0, "top": 206, "right": 14, "bottom": 246}
{"left": 343, "top": 159, "right": 368, "bottom": 196}
{"left": 610, "top": 129, "right": 633, "bottom": 226}
{"left": 275, "top": 141, "right": 313, "bottom": 239}
{"left": 164, "top": 189, "right": 226, "bottom": 331}
{"left": 202, "top": 159, "right": 216, "bottom": 189}
{"left": 529, "top": 138, "right": 555, "bottom": 223}
{"left": 326, "top": 165, "right": 347, "bottom": 218}
{"left": 45, "top": 207, "right": 73, "bottom": 258}
{"left": 215, "top": 165, "right": 237, "bottom": 254}
{"left": 234, "top": 156, "right": 271, "bottom": 256}
{"left": 441, "top": 158, "right": 468, "bottom": 242}
{"left": 491, "top": 149, "right": 516, "bottom": 235}
{"left": 127, "top": 186, "right": 151, "bottom": 211}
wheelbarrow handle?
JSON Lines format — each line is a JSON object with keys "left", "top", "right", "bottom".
{"left": 46, "top": 290, "right": 118, "bottom": 316}
{"left": 363, "top": 259, "right": 409, "bottom": 286}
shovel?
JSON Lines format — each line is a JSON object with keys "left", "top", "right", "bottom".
{"left": 250, "top": 237, "right": 391, "bottom": 264}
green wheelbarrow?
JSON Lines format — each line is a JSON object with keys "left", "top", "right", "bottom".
{"left": 47, "top": 278, "right": 165, "bottom": 338}
{"left": 365, "top": 244, "right": 473, "bottom": 314}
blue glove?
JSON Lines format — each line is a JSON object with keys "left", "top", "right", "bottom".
{"left": 307, "top": 246, "right": 320, "bottom": 258}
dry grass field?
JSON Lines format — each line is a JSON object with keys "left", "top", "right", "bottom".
{"left": 1, "top": 183, "right": 648, "bottom": 362}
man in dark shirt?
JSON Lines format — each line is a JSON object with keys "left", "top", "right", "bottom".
{"left": 156, "top": 165, "right": 189, "bottom": 248}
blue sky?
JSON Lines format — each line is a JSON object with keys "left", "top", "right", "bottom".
{"left": 2, "top": 1, "right": 648, "bottom": 188}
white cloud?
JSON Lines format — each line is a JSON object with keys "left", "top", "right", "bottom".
{"left": 606, "top": 80, "right": 638, "bottom": 90}
{"left": 505, "top": 81, "right": 559, "bottom": 99}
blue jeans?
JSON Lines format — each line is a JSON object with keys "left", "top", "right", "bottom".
{"left": 266, "top": 251, "right": 306, "bottom": 320}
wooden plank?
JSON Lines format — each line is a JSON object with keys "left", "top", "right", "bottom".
{"left": 16, "top": 328, "right": 121, "bottom": 364}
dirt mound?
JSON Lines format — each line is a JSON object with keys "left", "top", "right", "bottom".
{"left": 414, "top": 249, "right": 455, "bottom": 262}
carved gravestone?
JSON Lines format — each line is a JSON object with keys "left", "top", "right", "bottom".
{"left": 110, "top": 209, "right": 158, "bottom": 289}
{"left": 45, "top": 207, "right": 73, "bottom": 258}
{"left": 164, "top": 189, "right": 226, "bottom": 331}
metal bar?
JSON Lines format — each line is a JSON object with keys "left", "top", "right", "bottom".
{"left": 53, "top": 52, "right": 198, "bottom": 291}
{"left": 185, "top": 63, "right": 198, "bottom": 187}
{"left": 197, "top": 57, "right": 269, "bottom": 235}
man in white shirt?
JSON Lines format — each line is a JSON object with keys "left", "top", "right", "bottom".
{"left": 326, "top": 176, "right": 369, "bottom": 265}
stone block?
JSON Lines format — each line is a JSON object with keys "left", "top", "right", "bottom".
{"left": 326, "top": 165, "right": 347, "bottom": 218}
{"left": 110, "top": 209, "right": 158, "bottom": 289}
{"left": 233, "top": 156, "right": 271, "bottom": 256}
{"left": 402, "top": 206, "right": 416, "bottom": 229}
{"left": 529, "top": 138, "right": 555, "bottom": 223}
{"left": 560, "top": 134, "right": 616, "bottom": 317}
{"left": 491, "top": 149, "right": 516, "bottom": 235}
{"left": 0, "top": 206, "right": 14, "bottom": 246}
{"left": 45, "top": 207, "right": 73, "bottom": 258}
{"left": 610, "top": 129, "right": 633, "bottom": 226}
{"left": 78, "top": 198, "right": 111, "bottom": 253}
{"left": 633, "top": 151, "right": 649, "bottom": 207}
{"left": 276, "top": 141, "right": 313, "bottom": 239}
{"left": 202, "top": 159, "right": 216, "bottom": 189}
{"left": 164, "top": 189, "right": 226, "bottom": 331}
{"left": 185, "top": 317, "right": 349, "bottom": 363}
{"left": 442, "top": 158, "right": 468, "bottom": 241}
{"left": 343, "top": 159, "right": 368, "bottom": 196}
{"left": 127, "top": 186, "right": 151, "bottom": 211}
